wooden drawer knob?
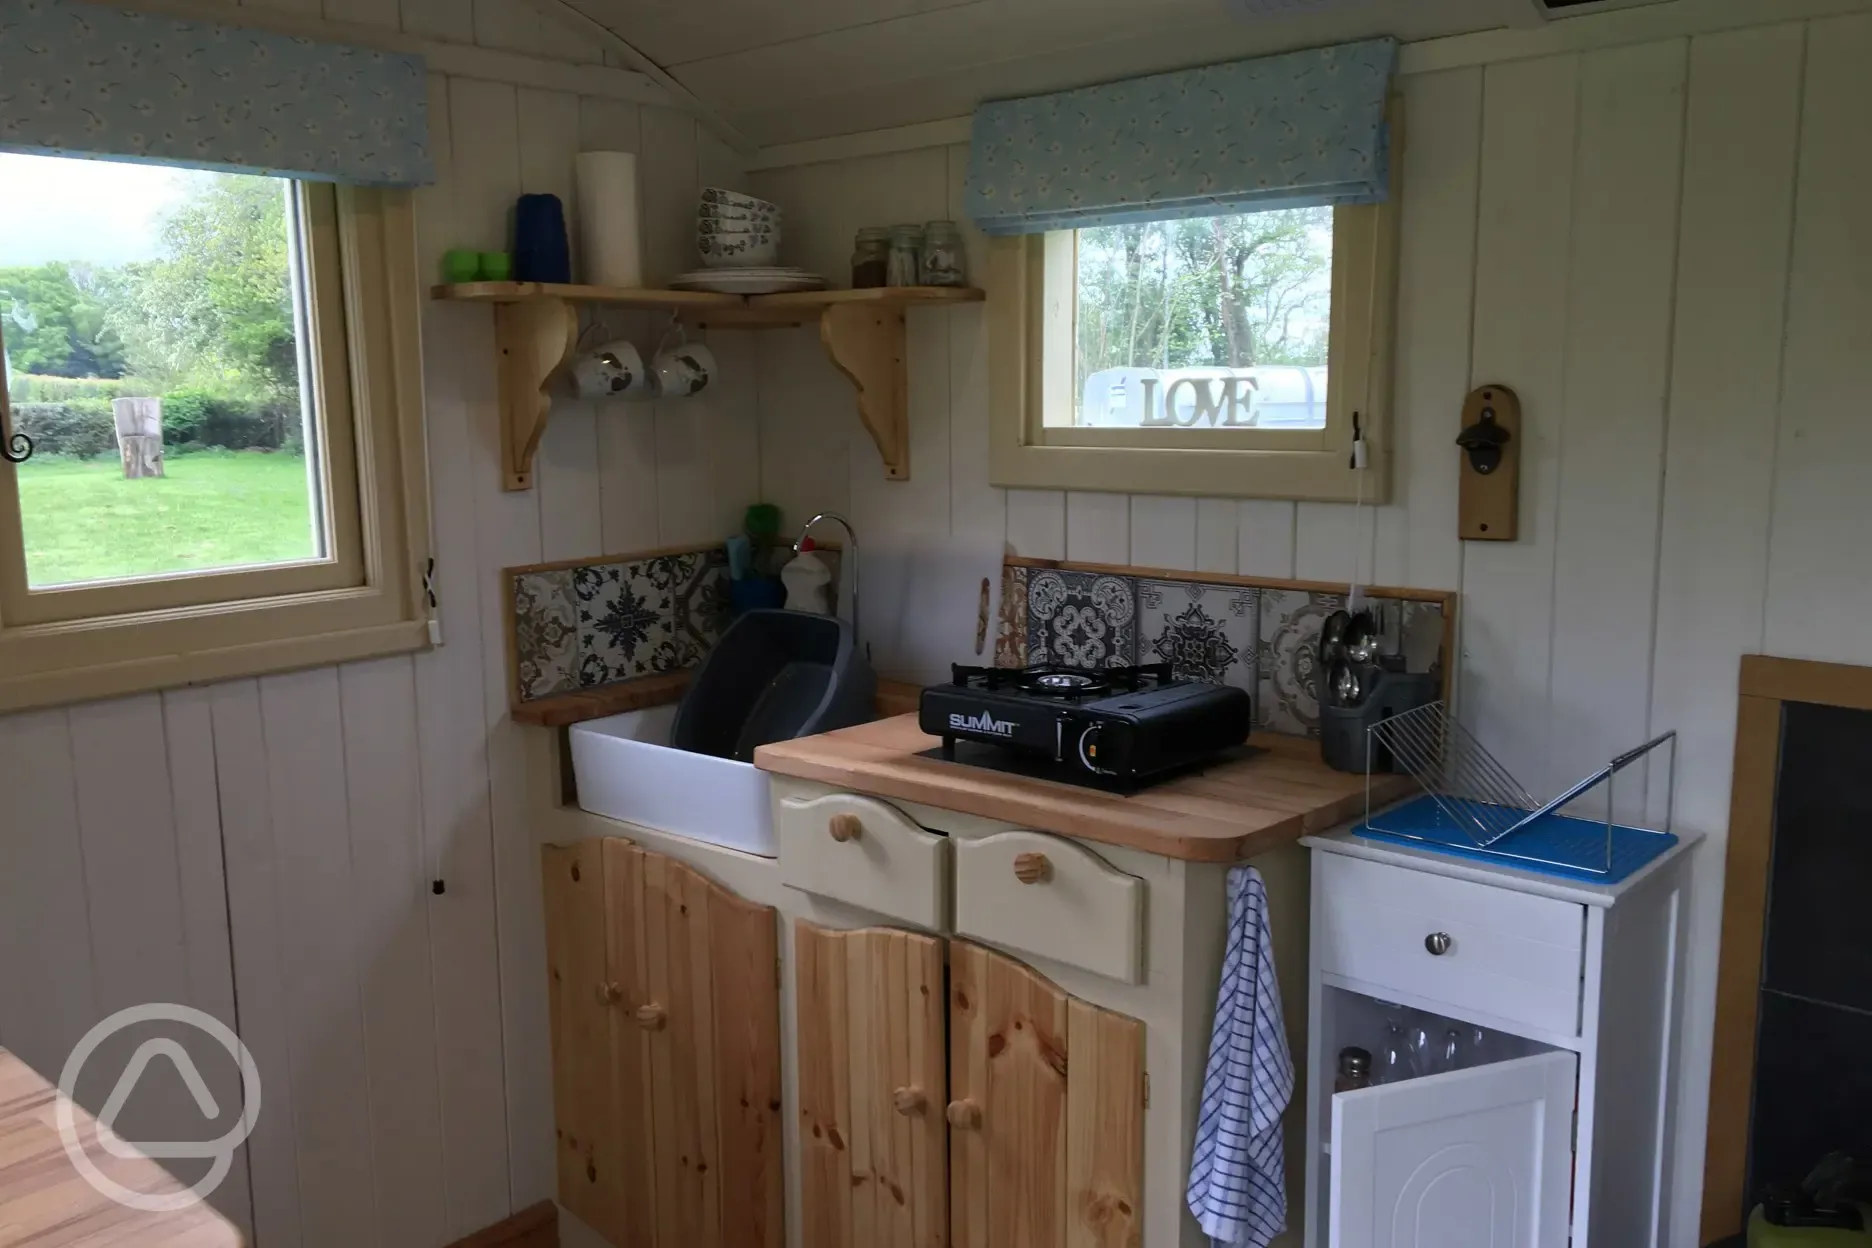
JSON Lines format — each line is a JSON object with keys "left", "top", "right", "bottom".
{"left": 1013, "top": 852, "right": 1052, "bottom": 885}
{"left": 892, "top": 1086, "right": 927, "bottom": 1117}
{"left": 829, "top": 813, "right": 863, "bottom": 844}
{"left": 595, "top": 981, "right": 623, "bottom": 1005}
{"left": 946, "top": 1099, "right": 982, "bottom": 1130}
{"left": 633, "top": 1003, "right": 667, "bottom": 1031}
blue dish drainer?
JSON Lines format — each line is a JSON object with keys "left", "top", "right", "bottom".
{"left": 1355, "top": 702, "right": 1679, "bottom": 885}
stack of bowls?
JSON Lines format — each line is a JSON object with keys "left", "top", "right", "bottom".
{"left": 697, "top": 187, "right": 781, "bottom": 269}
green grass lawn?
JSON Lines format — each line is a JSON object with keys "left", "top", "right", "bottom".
{"left": 18, "top": 451, "right": 317, "bottom": 587}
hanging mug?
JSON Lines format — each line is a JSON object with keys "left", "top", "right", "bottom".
{"left": 572, "top": 339, "right": 653, "bottom": 400}
{"left": 652, "top": 335, "right": 717, "bottom": 400}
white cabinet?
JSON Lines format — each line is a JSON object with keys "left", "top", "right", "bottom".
{"left": 1301, "top": 831, "right": 1696, "bottom": 1248}
{"left": 1331, "top": 1052, "right": 1576, "bottom": 1248}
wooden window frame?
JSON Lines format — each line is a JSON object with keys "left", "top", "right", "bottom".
{"left": 985, "top": 180, "right": 1401, "bottom": 503}
{"left": 0, "top": 183, "right": 432, "bottom": 713}
{"left": 1701, "top": 655, "right": 1872, "bottom": 1242}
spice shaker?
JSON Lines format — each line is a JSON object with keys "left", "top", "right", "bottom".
{"left": 1335, "top": 1047, "right": 1373, "bottom": 1094}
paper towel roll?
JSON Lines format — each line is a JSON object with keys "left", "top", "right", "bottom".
{"left": 576, "top": 150, "right": 643, "bottom": 288}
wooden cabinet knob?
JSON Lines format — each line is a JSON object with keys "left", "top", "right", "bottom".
{"left": 892, "top": 1086, "right": 927, "bottom": 1117}
{"left": 945, "top": 1099, "right": 982, "bottom": 1130}
{"left": 1013, "top": 852, "right": 1052, "bottom": 885}
{"left": 633, "top": 1003, "right": 667, "bottom": 1031}
{"left": 595, "top": 981, "right": 622, "bottom": 1005}
{"left": 828, "top": 813, "right": 863, "bottom": 844}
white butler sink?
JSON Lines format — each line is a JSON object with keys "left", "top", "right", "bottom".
{"left": 569, "top": 705, "right": 776, "bottom": 857}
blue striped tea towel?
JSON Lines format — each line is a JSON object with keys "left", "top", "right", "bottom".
{"left": 1186, "top": 865, "right": 1294, "bottom": 1247}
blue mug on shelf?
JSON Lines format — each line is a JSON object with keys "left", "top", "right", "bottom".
{"left": 512, "top": 193, "right": 572, "bottom": 284}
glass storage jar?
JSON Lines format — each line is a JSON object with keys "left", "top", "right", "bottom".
{"left": 886, "top": 224, "right": 924, "bottom": 287}
{"left": 850, "top": 227, "right": 891, "bottom": 289}
{"left": 920, "top": 219, "right": 966, "bottom": 287}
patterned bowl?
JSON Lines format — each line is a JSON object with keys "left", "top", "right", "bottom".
{"left": 698, "top": 232, "right": 780, "bottom": 268}
{"left": 700, "top": 186, "right": 779, "bottom": 215}
{"left": 696, "top": 217, "right": 777, "bottom": 239}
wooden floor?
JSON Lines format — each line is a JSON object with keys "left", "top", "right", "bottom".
{"left": 0, "top": 1050, "right": 244, "bottom": 1246}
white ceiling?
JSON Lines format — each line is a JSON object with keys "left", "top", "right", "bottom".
{"left": 555, "top": 0, "right": 1518, "bottom": 145}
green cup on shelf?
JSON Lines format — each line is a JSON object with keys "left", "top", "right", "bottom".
{"left": 478, "top": 251, "right": 513, "bottom": 282}
{"left": 442, "top": 248, "right": 481, "bottom": 283}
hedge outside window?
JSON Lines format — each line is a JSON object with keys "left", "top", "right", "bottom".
{"left": 0, "top": 155, "right": 431, "bottom": 713}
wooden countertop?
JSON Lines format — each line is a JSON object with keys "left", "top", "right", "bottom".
{"left": 755, "top": 714, "right": 1412, "bottom": 863}
{"left": 0, "top": 1049, "right": 245, "bottom": 1245}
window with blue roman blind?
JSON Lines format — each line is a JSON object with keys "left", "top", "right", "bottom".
{"left": 965, "top": 37, "right": 1396, "bottom": 236}
{"left": 0, "top": 0, "right": 434, "bottom": 187}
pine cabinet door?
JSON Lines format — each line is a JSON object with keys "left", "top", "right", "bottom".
{"left": 795, "top": 922, "right": 949, "bottom": 1248}
{"left": 541, "top": 839, "right": 783, "bottom": 1248}
{"left": 948, "top": 941, "right": 1145, "bottom": 1248}
{"left": 1329, "top": 1052, "right": 1577, "bottom": 1248}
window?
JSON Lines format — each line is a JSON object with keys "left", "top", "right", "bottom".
{"left": 0, "top": 152, "right": 432, "bottom": 713}
{"left": 1069, "top": 208, "right": 1333, "bottom": 435}
{"left": 988, "top": 197, "right": 1399, "bottom": 502}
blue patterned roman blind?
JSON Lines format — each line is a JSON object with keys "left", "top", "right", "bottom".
{"left": 0, "top": 0, "right": 433, "bottom": 186}
{"left": 965, "top": 38, "right": 1395, "bottom": 235}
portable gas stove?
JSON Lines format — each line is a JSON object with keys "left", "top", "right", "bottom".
{"left": 917, "top": 662, "right": 1254, "bottom": 789}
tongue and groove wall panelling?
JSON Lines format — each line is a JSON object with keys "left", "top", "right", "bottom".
{"left": 748, "top": 149, "right": 951, "bottom": 552}
{"left": 1544, "top": 39, "right": 1687, "bottom": 829}
{"left": 256, "top": 667, "right": 381, "bottom": 1248}
{"left": 413, "top": 67, "right": 517, "bottom": 1244}
{"left": 161, "top": 688, "right": 258, "bottom": 1239}
{"left": 946, "top": 143, "right": 1007, "bottom": 549}
{"left": 209, "top": 680, "right": 309, "bottom": 1245}
{"left": 65, "top": 693, "right": 258, "bottom": 1237}
{"left": 1761, "top": 16, "right": 1872, "bottom": 665}
{"left": 447, "top": 71, "right": 560, "bottom": 1215}
{"left": 1645, "top": 25, "right": 1803, "bottom": 1238}
{"left": 523, "top": 84, "right": 607, "bottom": 562}
{"left": 1454, "top": 52, "right": 1579, "bottom": 799}
{"left": 1371, "top": 65, "right": 1479, "bottom": 598}
{"left": 339, "top": 657, "right": 453, "bottom": 1246}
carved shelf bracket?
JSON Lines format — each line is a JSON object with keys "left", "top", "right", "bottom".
{"left": 495, "top": 298, "right": 579, "bottom": 492}
{"left": 820, "top": 304, "right": 910, "bottom": 481}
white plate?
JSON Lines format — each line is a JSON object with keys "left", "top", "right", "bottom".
{"left": 669, "top": 269, "right": 829, "bottom": 294}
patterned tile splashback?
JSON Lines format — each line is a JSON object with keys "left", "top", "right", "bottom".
{"left": 511, "top": 547, "right": 730, "bottom": 704}
{"left": 1000, "top": 561, "right": 1450, "bottom": 739}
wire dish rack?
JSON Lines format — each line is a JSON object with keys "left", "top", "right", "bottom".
{"left": 1358, "top": 701, "right": 1679, "bottom": 880}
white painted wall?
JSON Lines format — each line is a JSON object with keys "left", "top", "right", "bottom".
{"left": 0, "top": 1, "right": 752, "bottom": 1244}
{"left": 748, "top": 13, "right": 1872, "bottom": 1242}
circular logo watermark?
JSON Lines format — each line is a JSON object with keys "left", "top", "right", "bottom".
{"left": 56, "top": 1003, "right": 261, "bottom": 1213}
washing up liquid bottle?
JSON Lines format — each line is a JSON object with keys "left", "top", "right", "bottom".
{"left": 781, "top": 538, "right": 833, "bottom": 614}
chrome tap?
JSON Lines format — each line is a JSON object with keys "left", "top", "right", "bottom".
{"left": 793, "top": 512, "right": 859, "bottom": 653}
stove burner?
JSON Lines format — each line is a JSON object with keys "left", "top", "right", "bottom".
{"left": 1029, "top": 671, "right": 1098, "bottom": 691}
{"left": 947, "top": 661, "right": 1177, "bottom": 702}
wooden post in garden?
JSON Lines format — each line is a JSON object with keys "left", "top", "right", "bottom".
{"left": 112, "top": 397, "right": 165, "bottom": 479}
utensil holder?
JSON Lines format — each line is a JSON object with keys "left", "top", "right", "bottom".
{"left": 1318, "top": 668, "right": 1437, "bottom": 773}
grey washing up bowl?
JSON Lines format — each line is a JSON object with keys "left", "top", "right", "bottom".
{"left": 670, "top": 608, "right": 876, "bottom": 762}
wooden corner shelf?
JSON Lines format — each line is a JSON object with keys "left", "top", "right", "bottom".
{"left": 431, "top": 281, "right": 984, "bottom": 490}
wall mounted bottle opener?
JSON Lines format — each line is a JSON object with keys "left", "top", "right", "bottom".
{"left": 1457, "top": 384, "right": 1520, "bottom": 541}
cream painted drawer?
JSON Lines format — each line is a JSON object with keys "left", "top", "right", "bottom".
{"left": 777, "top": 792, "right": 948, "bottom": 929}
{"left": 1315, "top": 852, "right": 1586, "bottom": 1037}
{"left": 953, "top": 830, "right": 1145, "bottom": 984}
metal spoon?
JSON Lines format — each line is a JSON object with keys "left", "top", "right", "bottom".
{"left": 1332, "top": 660, "right": 1364, "bottom": 708}
{"left": 1345, "top": 610, "right": 1381, "bottom": 664}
